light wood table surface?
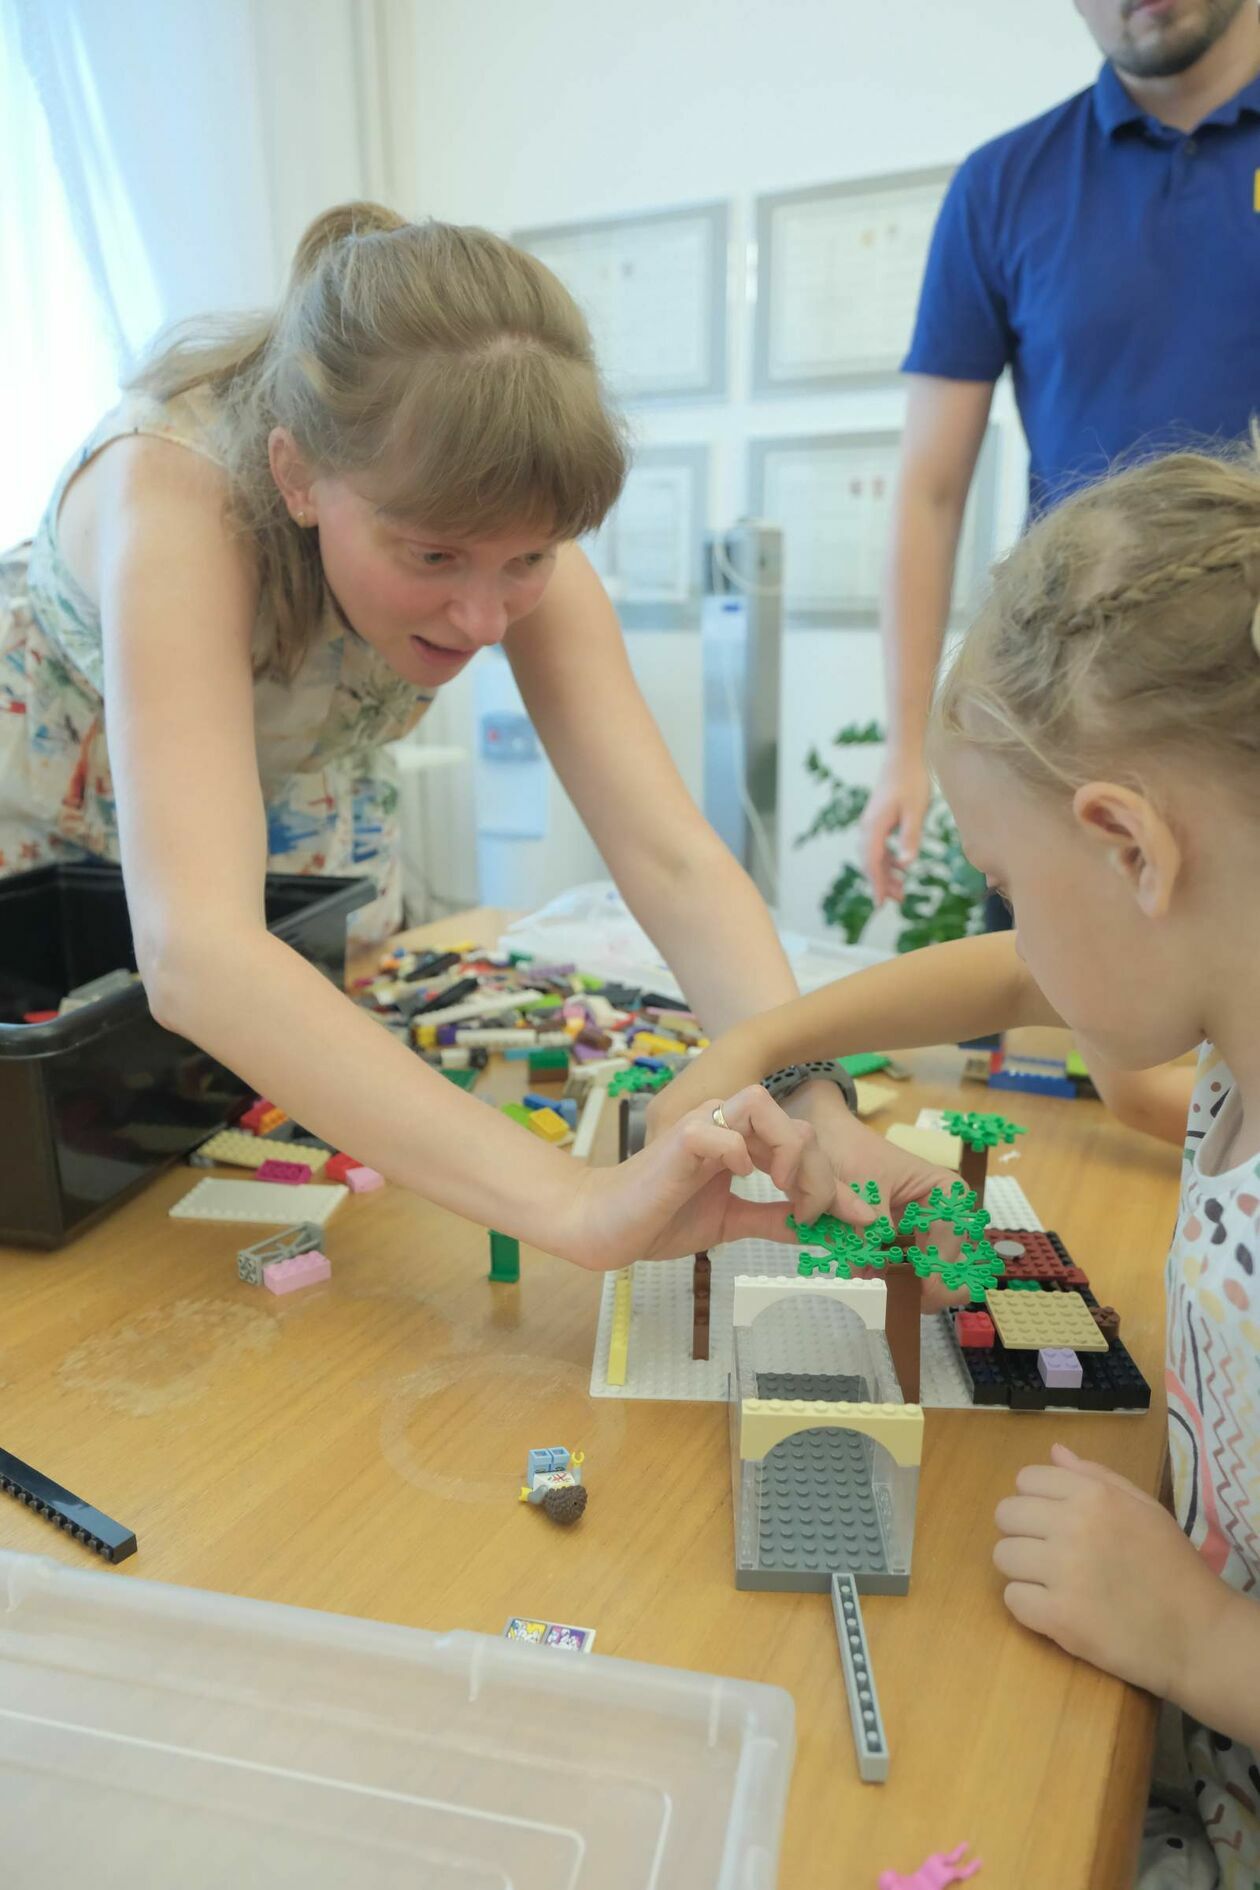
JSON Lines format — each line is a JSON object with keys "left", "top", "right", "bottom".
{"left": 0, "top": 907, "right": 1181, "bottom": 1889}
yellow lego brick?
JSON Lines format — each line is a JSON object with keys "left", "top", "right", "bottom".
{"left": 739, "top": 1398, "right": 924, "bottom": 1468}
{"left": 415, "top": 1023, "right": 438, "bottom": 1049}
{"left": 197, "top": 1129, "right": 329, "bottom": 1174}
{"left": 634, "top": 1034, "right": 687, "bottom": 1055}
{"left": 854, "top": 1079, "right": 897, "bottom": 1119}
{"left": 527, "top": 1108, "right": 572, "bottom": 1144}
{"left": 885, "top": 1120, "right": 962, "bottom": 1170}
{"left": 988, "top": 1288, "right": 1109, "bottom": 1353}
{"left": 605, "top": 1267, "right": 633, "bottom": 1387}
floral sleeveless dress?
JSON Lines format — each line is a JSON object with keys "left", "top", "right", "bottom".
{"left": 0, "top": 389, "right": 434, "bottom": 941}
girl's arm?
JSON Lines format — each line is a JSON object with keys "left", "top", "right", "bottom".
{"left": 505, "top": 546, "right": 801, "bottom": 1035}
{"left": 655, "top": 929, "right": 1061, "bottom": 1126}
{"left": 88, "top": 439, "right": 837, "bottom": 1262}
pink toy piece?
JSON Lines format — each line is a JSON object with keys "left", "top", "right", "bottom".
{"left": 877, "top": 1843, "right": 982, "bottom": 1890}
{"left": 324, "top": 1151, "right": 363, "bottom": 1185}
{"left": 344, "top": 1164, "right": 385, "bottom": 1193}
{"left": 262, "top": 1250, "right": 330, "bottom": 1295}
{"left": 255, "top": 1158, "right": 312, "bottom": 1185}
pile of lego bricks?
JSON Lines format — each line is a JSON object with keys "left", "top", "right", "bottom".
{"left": 962, "top": 1046, "right": 1100, "bottom": 1100}
{"left": 349, "top": 942, "right": 708, "bottom": 1145}
{"left": 949, "top": 1228, "right": 1151, "bottom": 1412}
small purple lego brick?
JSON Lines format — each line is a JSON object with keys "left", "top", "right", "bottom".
{"left": 572, "top": 1041, "right": 607, "bottom": 1063}
{"left": 255, "top": 1158, "right": 312, "bottom": 1185}
{"left": 262, "top": 1250, "right": 330, "bottom": 1295}
{"left": 436, "top": 1024, "right": 459, "bottom": 1046}
{"left": 1038, "top": 1346, "right": 1083, "bottom": 1389}
{"left": 344, "top": 1164, "right": 385, "bottom": 1193}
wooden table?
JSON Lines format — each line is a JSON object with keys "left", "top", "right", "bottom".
{"left": 0, "top": 908, "right": 1181, "bottom": 1889}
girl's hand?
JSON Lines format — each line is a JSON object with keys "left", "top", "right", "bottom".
{"left": 993, "top": 1443, "right": 1230, "bottom": 1700}
{"left": 563, "top": 1085, "right": 850, "bottom": 1271}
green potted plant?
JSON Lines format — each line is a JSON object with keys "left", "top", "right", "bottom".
{"left": 797, "top": 722, "right": 988, "bottom": 951}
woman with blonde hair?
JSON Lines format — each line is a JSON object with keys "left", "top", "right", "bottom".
{"left": 0, "top": 201, "right": 923, "bottom": 1264}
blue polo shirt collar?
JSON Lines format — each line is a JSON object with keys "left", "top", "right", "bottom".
{"left": 1093, "top": 58, "right": 1260, "bottom": 138}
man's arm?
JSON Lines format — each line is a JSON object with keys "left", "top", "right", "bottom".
{"left": 861, "top": 374, "right": 995, "bottom": 902}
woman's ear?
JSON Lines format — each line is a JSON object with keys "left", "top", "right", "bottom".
{"left": 268, "top": 427, "right": 317, "bottom": 525}
{"left": 1072, "top": 781, "right": 1181, "bottom": 919}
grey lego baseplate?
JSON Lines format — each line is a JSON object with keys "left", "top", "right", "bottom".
{"left": 756, "top": 1372, "right": 864, "bottom": 1402}
{"left": 591, "top": 1167, "right": 1141, "bottom": 1416}
{"left": 171, "top": 1178, "right": 347, "bottom": 1225}
{"left": 832, "top": 1572, "right": 890, "bottom": 1783}
{"left": 734, "top": 1428, "right": 896, "bottom": 1594}
{"left": 589, "top": 1170, "right": 1042, "bottom": 1405}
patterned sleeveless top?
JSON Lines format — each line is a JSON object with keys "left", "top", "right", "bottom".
{"left": 1166, "top": 1042, "right": 1260, "bottom": 1885}
{"left": 0, "top": 387, "right": 434, "bottom": 938}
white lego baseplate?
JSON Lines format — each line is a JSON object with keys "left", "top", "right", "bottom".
{"left": 589, "top": 1169, "right": 1043, "bottom": 1404}
{"left": 171, "top": 1178, "right": 348, "bottom": 1225}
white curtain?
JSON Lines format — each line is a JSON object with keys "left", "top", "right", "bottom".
{"left": 2, "top": 0, "right": 414, "bottom": 546}
{"left": 0, "top": 0, "right": 120, "bottom": 545}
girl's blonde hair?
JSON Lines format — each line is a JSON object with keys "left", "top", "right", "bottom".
{"left": 130, "top": 202, "right": 629, "bottom": 675}
{"left": 933, "top": 443, "right": 1260, "bottom": 796}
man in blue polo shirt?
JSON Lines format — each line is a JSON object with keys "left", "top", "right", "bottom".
{"left": 862, "top": 0, "right": 1260, "bottom": 902}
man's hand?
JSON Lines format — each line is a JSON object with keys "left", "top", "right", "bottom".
{"left": 859, "top": 752, "right": 934, "bottom": 905}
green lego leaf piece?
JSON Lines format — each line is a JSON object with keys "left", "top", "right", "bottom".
{"left": 849, "top": 1178, "right": 883, "bottom": 1205}
{"left": 607, "top": 1064, "right": 675, "bottom": 1099}
{"left": 939, "top": 1109, "right": 1027, "bottom": 1151}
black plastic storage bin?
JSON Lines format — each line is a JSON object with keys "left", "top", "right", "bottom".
{"left": 0, "top": 862, "right": 372, "bottom": 1249}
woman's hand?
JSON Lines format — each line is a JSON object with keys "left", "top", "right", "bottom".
{"left": 560, "top": 1086, "right": 853, "bottom": 1271}
{"left": 773, "top": 1081, "right": 968, "bottom": 1310}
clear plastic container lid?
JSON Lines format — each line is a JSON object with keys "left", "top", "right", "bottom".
{"left": 0, "top": 1550, "right": 794, "bottom": 1889}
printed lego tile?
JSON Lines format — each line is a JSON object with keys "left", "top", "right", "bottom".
{"left": 171, "top": 1178, "right": 346, "bottom": 1225}
{"left": 503, "top": 1617, "right": 596, "bottom": 1652}
{"left": 988, "top": 1288, "right": 1109, "bottom": 1352}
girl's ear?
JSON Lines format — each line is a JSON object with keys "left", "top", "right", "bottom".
{"left": 1072, "top": 781, "right": 1181, "bottom": 919}
{"left": 268, "top": 427, "right": 317, "bottom": 524}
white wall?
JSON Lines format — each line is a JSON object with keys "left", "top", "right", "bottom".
{"left": 405, "top": 1, "right": 1100, "bottom": 938}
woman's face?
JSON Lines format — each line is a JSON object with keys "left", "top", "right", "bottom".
{"left": 309, "top": 475, "right": 561, "bottom": 685}
{"left": 270, "top": 434, "right": 561, "bottom": 686}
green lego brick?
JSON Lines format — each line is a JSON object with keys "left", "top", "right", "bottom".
{"left": 501, "top": 1102, "right": 534, "bottom": 1129}
{"left": 488, "top": 1229, "right": 520, "bottom": 1283}
{"left": 837, "top": 1053, "right": 892, "bottom": 1078}
{"left": 1065, "top": 1049, "right": 1090, "bottom": 1079}
{"left": 441, "top": 1066, "right": 478, "bottom": 1090}
{"left": 528, "top": 1047, "right": 570, "bottom": 1071}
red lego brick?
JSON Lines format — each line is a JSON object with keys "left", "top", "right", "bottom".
{"left": 324, "top": 1152, "right": 364, "bottom": 1185}
{"left": 956, "top": 1310, "right": 995, "bottom": 1348}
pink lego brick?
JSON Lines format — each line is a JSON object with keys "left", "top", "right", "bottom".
{"left": 255, "top": 1158, "right": 312, "bottom": 1185}
{"left": 344, "top": 1164, "right": 385, "bottom": 1193}
{"left": 262, "top": 1250, "right": 331, "bottom": 1295}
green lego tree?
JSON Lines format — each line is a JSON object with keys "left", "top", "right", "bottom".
{"left": 939, "top": 1109, "right": 1026, "bottom": 1197}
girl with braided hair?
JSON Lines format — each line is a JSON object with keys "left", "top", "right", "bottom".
{"left": 661, "top": 443, "right": 1260, "bottom": 1885}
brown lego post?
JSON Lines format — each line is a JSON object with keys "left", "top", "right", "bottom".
{"left": 692, "top": 1251, "right": 712, "bottom": 1360}
{"left": 884, "top": 1255, "right": 921, "bottom": 1404}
